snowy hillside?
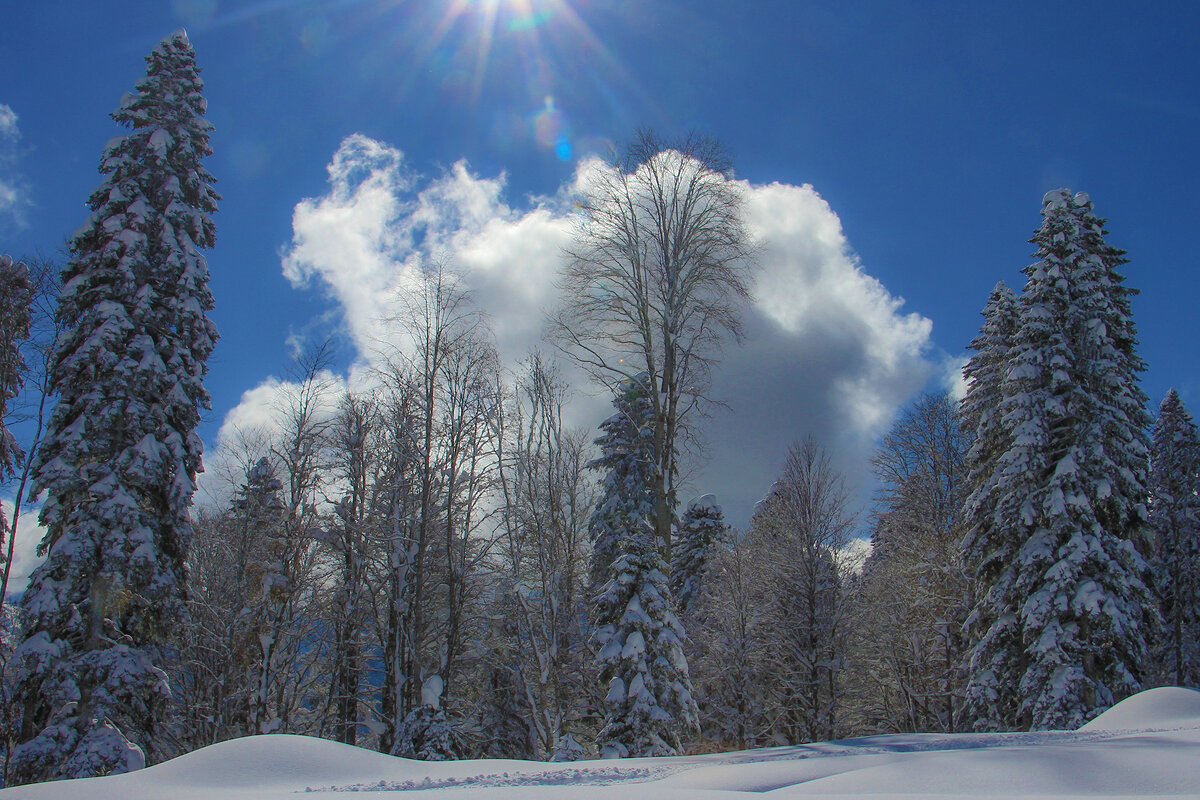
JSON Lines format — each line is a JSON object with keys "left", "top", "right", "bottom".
{"left": 3, "top": 687, "right": 1199, "bottom": 799}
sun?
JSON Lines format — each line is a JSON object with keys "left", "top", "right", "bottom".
{"left": 357, "top": 0, "right": 644, "bottom": 160}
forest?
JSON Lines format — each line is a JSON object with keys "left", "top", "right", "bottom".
{"left": 0, "top": 29, "right": 1198, "bottom": 790}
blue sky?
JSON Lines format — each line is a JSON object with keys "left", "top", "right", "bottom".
{"left": 3, "top": 1, "right": 1200, "bottom": 551}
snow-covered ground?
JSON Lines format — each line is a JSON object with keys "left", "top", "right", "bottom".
{"left": 4, "top": 687, "right": 1199, "bottom": 799}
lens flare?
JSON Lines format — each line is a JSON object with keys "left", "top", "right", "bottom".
{"left": 533, "top": 96, "right": 574, "bottom": 161}
{"left": 534, "top": 96, "right": 564, "bottom": 146}
{"left": 508, "top": 9, "right": 554, "bottom": 33}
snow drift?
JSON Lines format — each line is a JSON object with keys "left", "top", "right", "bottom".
{"left": 3, "top": 687, "right": 1199, "bottom": 798}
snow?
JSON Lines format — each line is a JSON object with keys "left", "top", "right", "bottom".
{"left": 1043, "top": 188, "right": 1071, "bottom": 207}
{"left": 5, "top": 687, "right": 1199, "bottom": 799}
{"left": 421, "top": 675, "right": 444, "bottom": 709}
{"left": 1079, "top": 686, "right": 1200, "bottom": 732}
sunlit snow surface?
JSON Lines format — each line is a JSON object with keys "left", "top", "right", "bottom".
{"left": 4, "top": 688, "right": 1200, "bottom": 798}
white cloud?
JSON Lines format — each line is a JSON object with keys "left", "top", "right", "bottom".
{"left": 942, "top": 353, "right": 970, "bottom": 403}
{"left": 706, "top": 181, "right": 933, "bottom": 522}
{"left": 281, "top": 134, "right": 412, "bottom": 353}
{"left": 0, "top": 105, "right": 17, "bottom": 140}
{"left": 280, "top": 135, "right": 576, "bottom": 370}
{"left": 198, "top": 369, "right": 351, "bottom": 509}
{"left": 216, "top": 376, "right": 288, "bottom": 442}
{"left": 2, "top": 497, "right": 46, "bottom": 598}
{"left": 219, "top": 135, "right": 935, "bottom": 527}
{"left": 0, "top": 103, "right": 26, "bottom": 226}
{"left": 744, "top": 181, "right": 932, "bottom": 432}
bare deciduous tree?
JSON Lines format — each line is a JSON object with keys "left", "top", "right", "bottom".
{"left": 0, "top": 255, "right": 59, "bottom": 612}
{"left": 375, "top": 264, "right": 502, "bottom": 754}
{"left": 690, "top": 438, "right": 855, "bottom": 749}
{"left": 549, "top": 131, "right": 751, "bottom": 560}
{"left": 320, "top": 391, "right": 384, "bottom": 746}
{"left": 847, "top": 393, "right": 971, "bottom": 734}
{"left": 255, "top": 346, "right": 337, "bottom": 735}
{"left": 749, "top": 437, "right": 855, "bottom": 744}
{"left": 491, "top": 353, "right": 597, "bottom": 758}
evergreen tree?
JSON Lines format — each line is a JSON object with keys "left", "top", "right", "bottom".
{"left": 11, "top": 30, "right": 218, "bottom": 783}
{"left": 393, "top": 704, "right": 455, "bottom": 761}
{"left": 670, "top": 495, "right": 726, "bottom": 615}
{"left": 391, "top": 676, "right": 456, "bottom": 761}
{"left": 961, "top": 189, "right": 1154, "bottom": 732}
{"left": 590, "top": 374, "right": 697, "bottom": 757}
{"left": 1148, "top": 388, "right": 1200, "bottom": 687}
{"left": 959, "top": 282, "right": 1020, "bottom": 568}
{"left": 588, "top": 374, "right": 656, "bottom": 592}
{"left": 549, "top": 732, "right": 585, "bottom": 762}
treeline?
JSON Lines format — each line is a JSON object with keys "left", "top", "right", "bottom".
{"left": 129, "top": 333, "right": 1200, "bottom": 758}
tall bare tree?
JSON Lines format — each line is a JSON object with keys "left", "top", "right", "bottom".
{"left": 848, "top": 393, "right": 970, "bottom": 734}
{"left": 254, "top": 347, "right": 336, "bottom": 736}
{"left": 490, "top": 353, "right": 596, "bottom": 758}
{"left": 369, "top": 372, "right": 423, "bottom": 754}
{"left": 320, "top": 391, "right": 384, "bottom": 746}
{"left": 376, "top": 263, "right": 501, "bottom": 756}
{"left": 550, "top": 131, "right": 751, "bottom": 560}
{"left": 747, "top": 437, "right": 855, "bottom": 744}
{"left": 0, "top": 255, "right": 58, "bottom": 612}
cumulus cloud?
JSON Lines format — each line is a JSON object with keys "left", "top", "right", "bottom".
{"left": 198, "top": 368, "right": 352, "bottom": 509}
{"left": 743, "top": 181, "right": 932, "bottom": 430}
{"left": 281, "top": 134, "right": 414, "bottom": 352}
{"left": 279, "top": 135, "right": 575, "bottom": 371}
{"left": 707, "top": 181, "right": 933, "bottom": 521}
{"left": 219, "top": 134, "right": 935, "bottom": 527}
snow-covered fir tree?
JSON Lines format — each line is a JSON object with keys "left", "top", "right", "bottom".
{"left": 550, "top": 732, "right": 586, "bottom": 762}
{"left": 956, "top": 281, "right": 1020, "bottom": 728}
{"left": 0, "top": 254, "right": 33, "bottom": 600}
{"left": 392, "top": 676, "right": 456, "bottom": 761}
{"left": 959, "top": 281, "right": 1019, "bottom": 568}
{"left": 670, "top": 495, "right": 726, "bottom": 615}
{"left": 961, "top": 189, "right": 1155, "bottom": 732}
{"left": 11, "top": 30, "right": 218, "bottom": 784}
{"left": 590, "top": 374, "right": 697, "bottom": 757}
{"left": 1147, "top": 388, "right": 1200, "bottom": 687}
{"left": 588, "top": 373, "right": 656, "bottom": 592}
